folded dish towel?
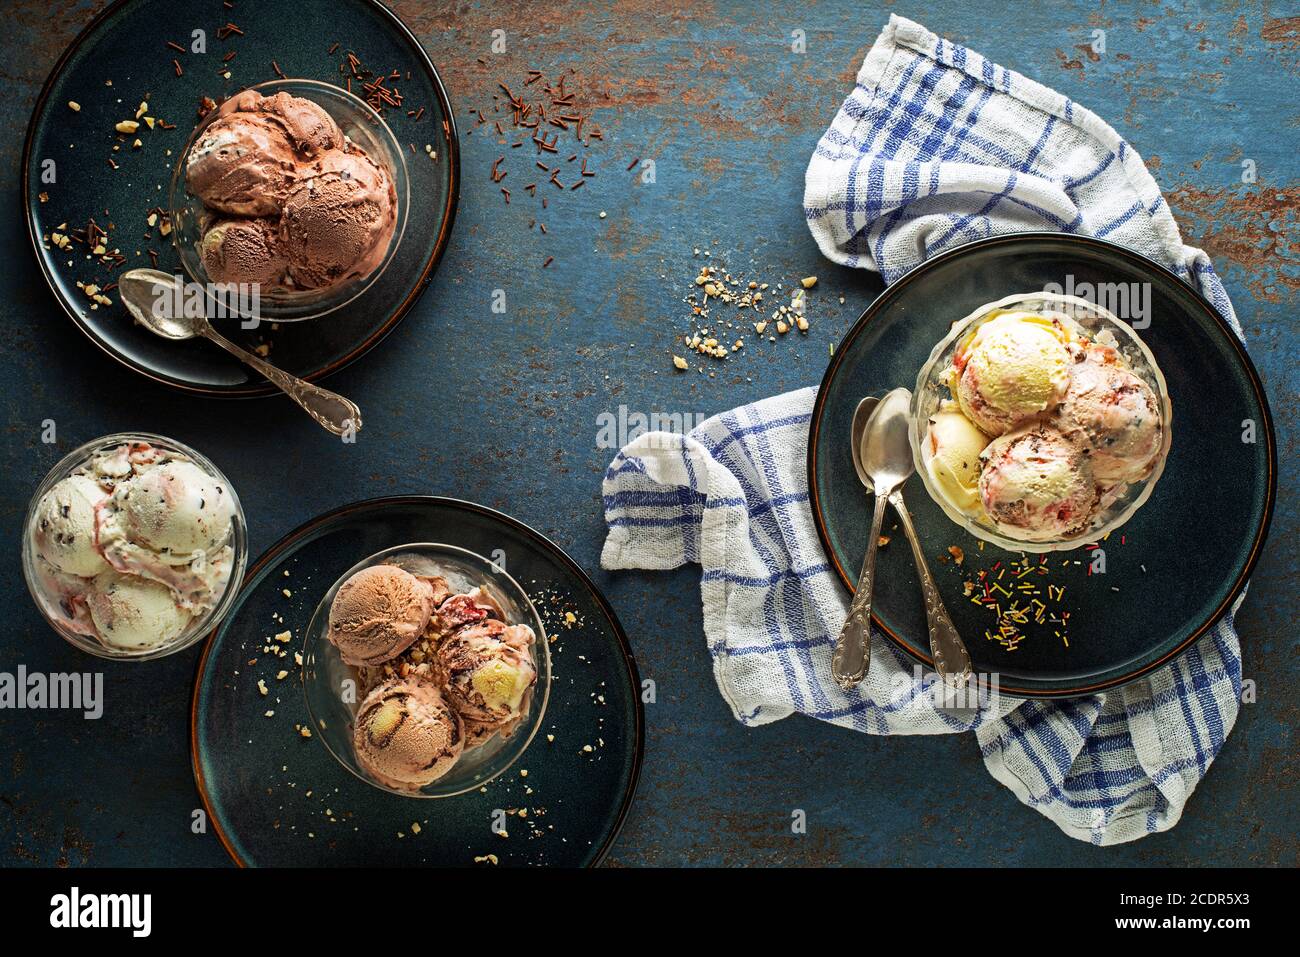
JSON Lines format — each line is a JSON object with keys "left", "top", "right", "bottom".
{"left": 602, "top": 15, "right": 1245, "bottom": 846}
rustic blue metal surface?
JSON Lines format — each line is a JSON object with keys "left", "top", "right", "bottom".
{"left": 1, "top": 0, "right": 1295, "bottom": 866}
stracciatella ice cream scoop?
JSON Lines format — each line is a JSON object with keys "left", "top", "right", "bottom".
{"left": 109, "top": 459, "right": 235, "bottom": 558}
{"left": 353, "top": 678, "right": 464, "bottom": 790}
{"left": 326, "top": 564, "right": 435, "bottom": 666}
{"left": 85, "top": 570, "right": 193, "bottom": 650}
{"left": 33, "top": 475, "right": 111, "bottom": 577}
{"left": 979, "top": 424, "right": 1099, "bottom": 541}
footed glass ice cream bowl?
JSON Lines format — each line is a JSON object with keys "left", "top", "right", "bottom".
{"left": 302, "top": 543, "right": 552, "bottom": 799}
{"left": 168, "top": 78, "right": 410, "bottom": 323}
{"left": 21, "top": 433, "right": 247, "bottom": 660}
{"left": 911, "top": 292, "right": 1173, "bottom": 552}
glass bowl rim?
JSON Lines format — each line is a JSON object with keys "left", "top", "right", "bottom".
{"left": 167, "top": 77, "right": 411, "bottom": 323}
{"left": 21, "top": 431, "right": 248, "bottom": 660}
{"left": 301, "top": 540, "right": 552, "bottom": 799}
{"left": 909, "top": 291, "right": 1174, "bottom": 552}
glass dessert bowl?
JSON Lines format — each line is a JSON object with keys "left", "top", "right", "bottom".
{"left": 302, "top": 543, "right": 551, "bottom": 798}
{"left": 168, "top": 78, "right": 410, "bottom": 323}
{"left": 22, "top": 433, "right": 247, "bottom": 660}
{"left": 911, "top": 292, "right": 1173, "bottom": 552}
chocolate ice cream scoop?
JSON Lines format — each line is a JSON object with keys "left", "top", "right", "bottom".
{"left": 353, "top": 678, "right": 463, "bottom": 790}
{"left": 199, "top": 218, "right": 288, "bottom": 286}
{"left": 282, "top": 147, "right": 396, "bottom": 289}
{"left": 229, "top": 89, "right": 340, "bottom": 157}
{"left": 186, "top": 112, "right": 300, "bottom": 217}
{"left": 327, "top": 564, "right": 435, "bottom": 666}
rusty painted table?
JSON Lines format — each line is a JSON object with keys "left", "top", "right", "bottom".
{"left": 1, "top": 0, "right": 1296, "bottom": 866}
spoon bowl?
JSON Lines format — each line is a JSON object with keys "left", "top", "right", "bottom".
{"left": 849, "top": 396, "right": 877, "bottom": 488}
{"left": 118, "top": 270, "right": 202, "bottom": 340}
{"left": 861, "top": 389, "right": 915, "bottom": 494}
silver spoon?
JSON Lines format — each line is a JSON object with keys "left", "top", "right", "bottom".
{"left": 847, "top": 390, "right": 972, "bottom": 688}
{"left": 118, "top": 269, "right": 362, "bottom": 436}
{"left": 831, "top": 390, "right": 911, "bottom": 688}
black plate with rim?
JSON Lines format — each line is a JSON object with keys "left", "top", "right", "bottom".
{"left": 191, "top": 496, "right": 643, "bottom": 866}
{"left": 809, "top": 233, "right": 1276, "bottom": 698}
{"left": 23, "top": 0, "right": 458, "bottom": 397}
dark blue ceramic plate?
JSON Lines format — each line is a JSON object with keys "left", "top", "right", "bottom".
{"left": 23, "top": 0, "right": 458, "bottom": 396}
{"left": 191, "top": 497, "right": 643, "bottom": 866}
{"left": 809, "top": 233, "right": 1276, "bottom": 698}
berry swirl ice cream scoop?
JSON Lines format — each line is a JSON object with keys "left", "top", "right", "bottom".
{"left": 1054, "top": 346, "right": 1163, "bottom": 486}
{"left": 979, "top": 424, "right": 1099, "bottom": 541}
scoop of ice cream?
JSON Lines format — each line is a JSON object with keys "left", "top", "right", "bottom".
{"left": 186, "top": 113, "right": 300, "bottom": 216}
{"left": 427, "top": 591, "right": 497, "bottom": 643}
{"left": 108, "top": 459, "right": 235, "bottom": 560}
{"left": 31, "top": 557, "right": 100, "bottom": 637}
{"left": 955, "top": 312, "right": 1072, "bottom": 435}
{"left": 33, "top": 475, "right": 111, "bottom": 577}
{"left": 462, "top": 713, "right": 525, "bottom": 751}
{"left": 85, "top": 570, "right": 192, "bottom": 650}
{"left": 1054, "top": 350, "right": 1163, "bottom": 485}
{"left": 226, "top": 89, "right": 341, "bottom": 158}
{"left": 327, "top": 564, "right": 435, "bottom": 666}
{"left": 979, "top": 424, "right": 1098, "bottom": 540}
{"left": 353, "top": 678, "right": 463, "bottom": 790}
{"left": 200, "top": 218, "right": 288, "bottom": 286}
{"left": 922, "top": 409, "right": 990, "bottom": 513}
{"left": 436, "top": 619, "right": 537, "bottom": 723}
{"left": 282, "top": 147, "right": 396, "bottom": 289}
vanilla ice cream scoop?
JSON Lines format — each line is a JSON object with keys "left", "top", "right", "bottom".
{"left": 353, "top": 678, "right": 464, "bottom": 790}
{"left": 1054, "top": 349, "right": 1163, "bottom": 485}
{"left": 85, "top": 571, "right": 193, "bottom": 650}
{"left": 436, "top": 619, "right": 537, "bottom": 724}
{"left": 955, "top": 312, "right": 1071, "bottom": 435}
{"left": 979, "top": 424, "right": 1099, "bottom": 541}
{"left": 33, "top": 475, "right": 111, "bottom": 577}
{"left": 922, "top": 409, "right": 990, "bottom": 513}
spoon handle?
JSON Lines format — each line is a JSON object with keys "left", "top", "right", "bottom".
{"left": 200, "top": 328, "right": 363, "bottom": 436}
{"left": 888, "top": 488, "right": 972, "bottom": 687}
{"left": 832, "top": 491, "right": 888, "bottom": 689}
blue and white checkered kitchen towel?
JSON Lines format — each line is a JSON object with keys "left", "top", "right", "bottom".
{"left": 602, "top": 15, "right": 1246, "bottom": 845}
